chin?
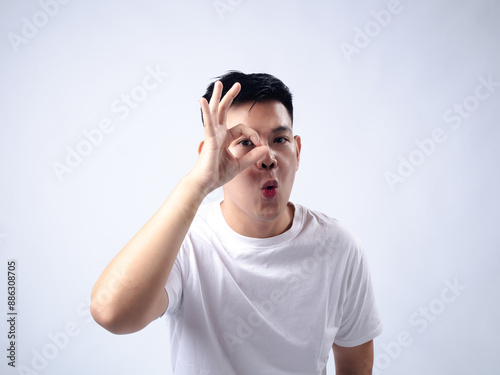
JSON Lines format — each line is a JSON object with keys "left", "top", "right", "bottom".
{"left": 256, "top": 200, "right": 287, "bottom": 220}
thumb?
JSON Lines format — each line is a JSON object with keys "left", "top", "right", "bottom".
{"left": 237, "top": 145, "right": 269, "bottom": 172}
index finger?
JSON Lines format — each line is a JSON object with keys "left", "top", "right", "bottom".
{"left": 227, "top": 123, "right": 263, "bottom": 158}
{"left": 218, "top": 82, "right": 241, "bottom": 125}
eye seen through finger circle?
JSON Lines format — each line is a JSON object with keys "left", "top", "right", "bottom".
{"left": 238, "top": 139, "right": 255, "bottom": 147}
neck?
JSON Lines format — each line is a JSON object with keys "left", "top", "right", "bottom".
{"left": 220, "top": 201, "right": 294, "bottom": 238}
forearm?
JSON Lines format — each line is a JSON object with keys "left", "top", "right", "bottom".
{"left": 90, "top": 172, "right": 208, "bottom": 333}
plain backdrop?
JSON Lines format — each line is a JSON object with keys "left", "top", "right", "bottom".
{"left": 1, "top": 0, "right": 499, "bottom": 374}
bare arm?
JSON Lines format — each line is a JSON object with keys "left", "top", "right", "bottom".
{"left": 332, "top": 340, "right": 374, "bottom": 375}
{"left": 90, "top": 81, "right": 267, "bottom": 334}
{"left": 90, "top": 176, "right": 207, "bottom": 334}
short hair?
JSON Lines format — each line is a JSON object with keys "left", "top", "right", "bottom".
{"left": 201, "top": 71, "right": 294, "bottom": 124}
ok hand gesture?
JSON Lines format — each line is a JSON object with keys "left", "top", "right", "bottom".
{"left": 191, "top": 81, "right": 268, "bottom": 195}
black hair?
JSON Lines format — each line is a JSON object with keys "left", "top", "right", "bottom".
{"left": 201, "top": 71, "right": 293, "bottom": 124}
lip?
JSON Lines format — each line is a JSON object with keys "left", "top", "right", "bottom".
{"left": 261, "top": 180, "right": 278, "bottom": 199}
{"left": 261, "top": 180, "right": 278, "bottom": 190}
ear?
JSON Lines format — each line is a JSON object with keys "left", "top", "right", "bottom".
{"left": 294, "top": 135, "right": 301, "bottom": 171}
{"left": 198, "top": 141, "right": 204, "bottom": 155}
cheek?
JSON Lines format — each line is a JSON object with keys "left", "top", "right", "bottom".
{"left": 278, "top": 158, "right": 298, "bottom": 186}
{"left": 226, "top": 169, "right": 258, "bottom": 191}
{"left": 279, "top": 152, "right": 298, "bottom": 171}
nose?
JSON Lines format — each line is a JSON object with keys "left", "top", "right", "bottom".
{"left": 257, "top": 146, "right": 277, "bottom": 170}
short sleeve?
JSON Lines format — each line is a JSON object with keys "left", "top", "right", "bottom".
{"left": 164, "top": 242, "right": 187, "bottom": 314}
{"left": 333, "top": 248, "right": 383, "bottom": 347}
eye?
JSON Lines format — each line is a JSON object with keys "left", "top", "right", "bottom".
{"left": 238, "top": 139, "right": 254, "bottom": 147}
{"left": 274, "top": 136, "right": 288, "bottom": 144}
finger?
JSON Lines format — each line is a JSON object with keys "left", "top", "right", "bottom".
{"left": 238, "top": 144, "right": 268, "bottom": 172}
{"left": 199, "top": 97, "right": 214, "bottom": 137}
{"left": 227, "top": 124, "right": 263, "bottom": 160}
{"left": 228, "top": 123, "right": 262, "bottom": 146}
{"left": 210, "top": 81, "right": 223, "bottom": 125}
{"left": 218, "top": 82, "right": 241, "bottom": 124}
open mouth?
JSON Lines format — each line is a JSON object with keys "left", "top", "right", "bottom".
{"left": 261, "top": 180, "right": 278, "bottom": 199}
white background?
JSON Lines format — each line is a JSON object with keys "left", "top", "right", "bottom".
{"left": 1, "top": 0, "right": 499, "bottom": 374}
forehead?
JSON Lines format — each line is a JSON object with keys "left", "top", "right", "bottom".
{"left": 226, "top": 101, "right": 292, "bottom": 132}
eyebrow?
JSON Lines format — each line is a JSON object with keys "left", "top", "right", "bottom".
{"left": 271, "top": 125, "right": 292, "bottom": 134}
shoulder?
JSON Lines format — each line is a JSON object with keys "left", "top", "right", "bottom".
{"left": 296, "top": 204, "right": 363, "bottom": 251}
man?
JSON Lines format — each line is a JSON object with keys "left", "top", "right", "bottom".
{"left": 91, "top": 71, "right": 383, "bottom": 374}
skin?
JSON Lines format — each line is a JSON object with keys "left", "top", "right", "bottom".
{"left": 218, "top": 100, "right": 301, "bottom": 238}
{"left": 90, "top": 80, "right": 374, "bottom": 373}
{"left": 333, "top": 341, "right": 374, "bottom": 375}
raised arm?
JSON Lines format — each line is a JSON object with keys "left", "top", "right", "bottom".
{"left": 90, "top": 81, "right": 267, "bottom": 334}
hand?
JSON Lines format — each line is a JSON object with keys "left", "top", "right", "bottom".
{"left": 190, "top": 81, "right": 267, "bottom": 194}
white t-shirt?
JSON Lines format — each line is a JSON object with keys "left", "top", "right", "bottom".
{"left": 164, "top": 200, "right": 382, "bottom": 375}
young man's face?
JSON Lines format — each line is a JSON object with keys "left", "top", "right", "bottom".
{"left": 221, "top": 100, "right": 301, "bottom": 238}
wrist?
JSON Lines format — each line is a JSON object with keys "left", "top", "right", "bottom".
{"left": 182, "top": 171, "right": 215, "bottom": 201}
